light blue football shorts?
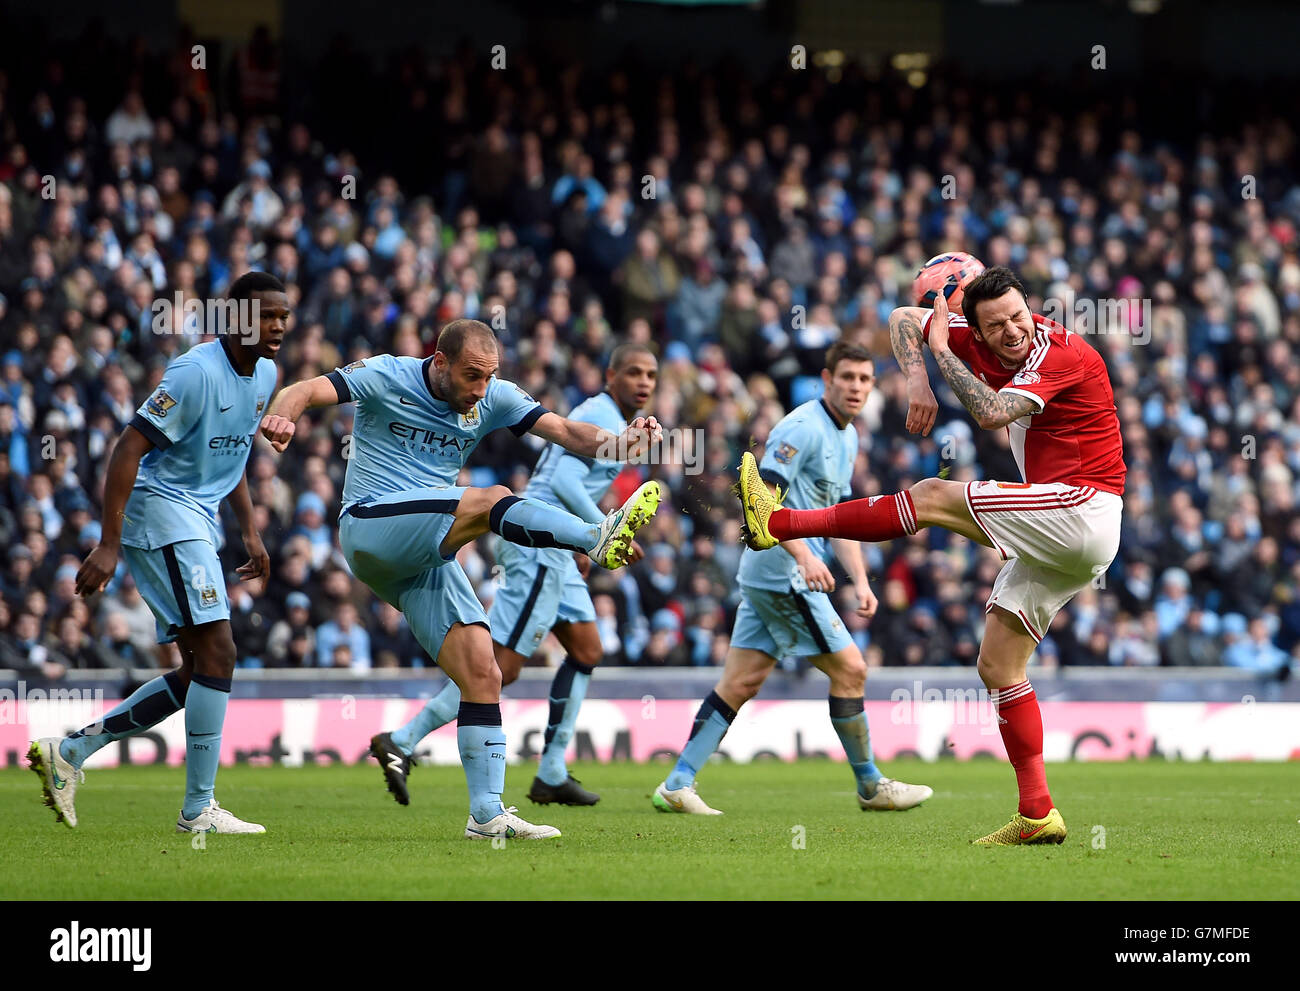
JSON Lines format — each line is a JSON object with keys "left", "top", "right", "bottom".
{"left": 339, "top": 486, "right": 488, "bottom": 662}
{"left": 729, "top": 583, "right": 853, "bottom": 660}
{"left": 123, "top": 538, "right": 229, "bottom": 643}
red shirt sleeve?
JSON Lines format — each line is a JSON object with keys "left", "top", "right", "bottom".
{"left": 920, "top": 310, "right": 980, "bottom": 365}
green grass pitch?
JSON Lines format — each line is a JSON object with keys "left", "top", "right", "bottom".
{"left": 3, "top": 759, "right": 1296, "bottom": 900}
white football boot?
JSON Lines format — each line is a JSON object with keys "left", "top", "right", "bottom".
{"left": 652, "top": 781, "right": 724, "bottom": 815}
{"left": 589, "top": 481, "right": 661, "bottom": 569}
{"left": 464, "top": 806, "right": 561, "bottom": 840}
{"left": 177, "top": 799, "right": 266, "bottom": 834}
{"left": 28, "top": 738, "right": 83, "bottom": 828}
{"left": 857, "top": 776, "right": 934, "bottom": 811}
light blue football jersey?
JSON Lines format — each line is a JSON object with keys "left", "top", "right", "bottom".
{"left": 328, "top": 354, "right": 545, "bottom": 512}
{"left": 122, "top": 340, "right": 276, "bottom": 550}
{"left": 524, "top": 390, "right": 626, "bottom": 521}
{"left": 736, "top": 399, "right": 859, "bottom": 592}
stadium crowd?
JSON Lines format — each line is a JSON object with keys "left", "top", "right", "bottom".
{"left": 0, "top": 28, "right": 1298, "bottom": 680}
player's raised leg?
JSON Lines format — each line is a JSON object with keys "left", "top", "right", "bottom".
{"left": 440, "top": 483, "right": 661, "bottom": 571}
{"left": 971, "top": 604, "right": 1066, "bottom": 845}
{"left": 653, "top": 646, "right": 776, "bottom": 815}
{"left": 528, "top": 619, "right": 602, "bottom": 805}
{"left": 174, "top": 619, "right": 265, "bottom": 834}
{"left": 740, "top": 456, "right": 988, "bottom": 549}
{"left": 809, "top": 644, "right": 932, "bottom": 811}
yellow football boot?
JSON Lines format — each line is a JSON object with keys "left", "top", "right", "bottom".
{"left": 973, "top": 807, "right": 1067, "bottom": 846}
{"left": 736, "top": 451, "right": 782, "bottom": 550}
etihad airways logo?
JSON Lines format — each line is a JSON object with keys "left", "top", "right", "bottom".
{"left": 388, "top": 421, "right": 472, "bottom": 451}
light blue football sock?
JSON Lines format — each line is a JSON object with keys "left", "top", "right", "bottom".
{"left": 458, "top": 702, "right": 507, "bottom": 823}
{"left": 390, "top": 679, "right": 461, "bottom": 756}
{"left": 538, "top": 657, "right": 593, "bottom": 786}
{"left": 665, "top": 691, "right": 737, "bottom": 791}
{"left": 60, "top": 670, "right": 188, "bottom": 770}
{"left": 490, "top": 495, "right": 600, "bottom": 554}
{"left": 182, "top": 675, "right": 230, "bottom": 820}
{"left": 830, "top": 695, "right": 883, "bottom": 796}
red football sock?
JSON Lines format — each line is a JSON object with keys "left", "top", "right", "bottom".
{"left": 992, "top": 680, "right": 1054, "bottom": 819}
{"left": 768, "top": 492, "right": 918, "bottom": 542}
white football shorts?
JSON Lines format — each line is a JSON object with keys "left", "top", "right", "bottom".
{"left": 963, "top": 480, "right": 1123, "bottom": 642}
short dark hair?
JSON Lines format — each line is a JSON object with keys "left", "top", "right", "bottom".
{"left": 960, "top": 266, "right": 1028, "bottom": 331}
{"left": 825, "top": 340, "right": 873, "bottom": 374}
{"left": 436, "top": 319, "right": 498, "bottom": 361}
{"left": 227, "top": 271, "right": 285, "bottom": 302}
{"left": 609, "top": 341, "right": 657, "bottom": 372}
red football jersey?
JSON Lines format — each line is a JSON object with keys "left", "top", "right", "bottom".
{"left": 921, "top": 310, "right": 1126, "bottom": 495}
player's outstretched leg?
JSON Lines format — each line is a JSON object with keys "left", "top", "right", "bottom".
{"left": 175, "top": 623, "right": 264, "bottom": 835}
{"left": 370, "top": 678, "right": 462, "bottom": 805}
{"left": 444, "top": 482, "right": 660, "bottom": 570}
{"left": 972, "top": 606, "right": 1066, "bottom": 845}
{"left": 28, "top": 668, "right": 190, "bottom": 828}
{"left": 738, "top": 454, "right": 986, "bottom": 549}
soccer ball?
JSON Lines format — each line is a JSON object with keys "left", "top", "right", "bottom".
{"left": 912, "top": 252, "right": 985, "bottom": 314}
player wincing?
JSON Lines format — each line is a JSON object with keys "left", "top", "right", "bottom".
{"left": 738, "top": 267, "right": 1126, "bottom": 844}
{"left": 369, "top": 343, "right": 660, "bottom": 808}
{"left": 29, "top": 272, "right": 289, "bottom": 834}
{"left": 259, "top": 319, "right": 662, "bottom": 839}
{"left": 654, "top": 341, "right": 934, "bottom": 816}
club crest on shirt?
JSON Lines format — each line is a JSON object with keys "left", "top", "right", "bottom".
{"left": 198, "top": 584, "right": 219, "bottom": 608}
{"left": 460, "top": 404, "right": 481, "bottom": 428}
{"left": 256, "top": 396, "right": 267, "bottom": 415}
{"left": 774, "top": 442, "right": 798, "bottom": 464}
{"left": 145, "top": 389, "right": 177, "bottom": 418}
{"left": 341, "top": 360, "right": 366, "bottom": 374}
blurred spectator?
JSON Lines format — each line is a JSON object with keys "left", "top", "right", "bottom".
{"left": 266, "top": 591, "right": 317, "bottom": 667}
{"left": 316, "top": 602, "right": 371, "bottom": 670}
{"left": 370, "top": 602, "right": 429, "bottom": 668}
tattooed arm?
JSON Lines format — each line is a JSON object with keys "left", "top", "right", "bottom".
{"left": 930, "top": 348, "right": 1040, "bottom": 430}
{"left": 926, "top": 292, "right": 1039, "bottom": 430}
{"left": 889, "top": 305, "right": 940, "bottom": 435}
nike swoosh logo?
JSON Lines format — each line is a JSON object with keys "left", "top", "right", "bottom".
{"left": 188, "top": 732, "right": 208, "bottom": 737}
{"left": 52, "top": 768, "right": 65, "bottom": 790}
{"left": 1019, "top": 823, "right": 1049, "bottom": 840}
{"left": 485, "top": 740, "right": 507, "bottom": 747}
{"left": 398, "top": 396, "right": 420, "bottom": 406}
{"left": 220, "top": 404, "right": 234, "bottom": 412}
